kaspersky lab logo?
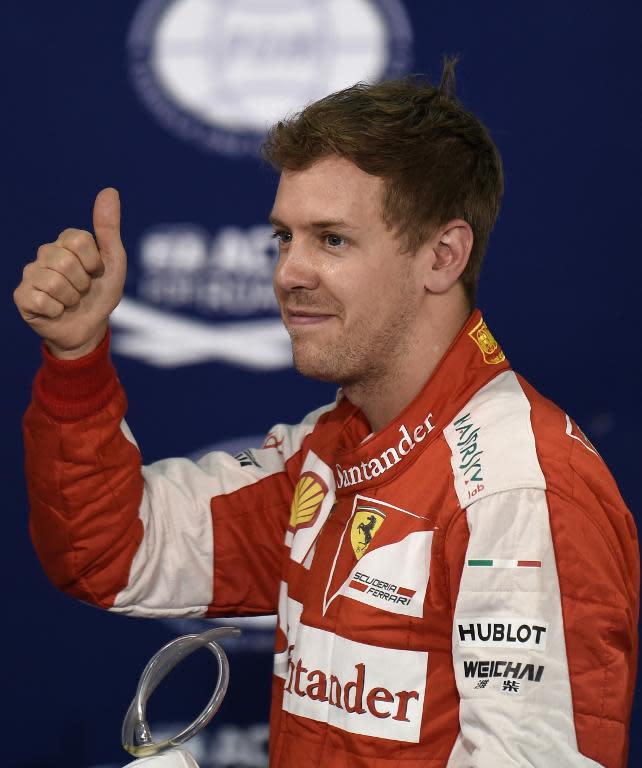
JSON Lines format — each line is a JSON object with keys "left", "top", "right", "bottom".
{"left": 452, "top": 411, "right": 484, "bottom": 499}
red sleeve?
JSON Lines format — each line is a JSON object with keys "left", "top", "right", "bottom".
{"left": 23, "top": 334, "right": 329, "bottom": 618}
{"left": 547, "top": 454, "right": 639, "bottom": 767}
{"left": 24, "top": 332, "right": 145, "bottom": 606}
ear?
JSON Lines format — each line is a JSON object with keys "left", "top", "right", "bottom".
{"left": 422, "top": 219, "right": 473, "bottom": 294}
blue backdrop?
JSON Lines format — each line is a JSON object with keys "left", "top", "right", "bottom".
{"left": 3, "top": 2, "right": 640, "bottom": 766}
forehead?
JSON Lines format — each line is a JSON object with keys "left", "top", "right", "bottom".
{"left": 271, "top": 155, "right": 384, "bottom": 225}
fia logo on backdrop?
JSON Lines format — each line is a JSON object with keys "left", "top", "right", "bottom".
{"left": 117, "top": 0, "right": 413, "bottom": 370}
{"left": 128, "top": 0, "right": 413, "bottom": 156}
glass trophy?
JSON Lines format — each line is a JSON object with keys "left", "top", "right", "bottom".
{"left": 121, "top": 626, "right": 240, "bottom": 767}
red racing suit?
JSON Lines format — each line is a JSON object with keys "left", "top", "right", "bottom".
{"left": 24, "top": 310, "right": 638, "bottom": 767}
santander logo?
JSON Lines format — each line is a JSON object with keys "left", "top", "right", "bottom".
{"left": 335, "top": 413, "right": 435, "bottom": 489}
{"left": 280, "top": 623, "right": 427, "bottom": 742}
{"left": 285, "top": 652, "right": 419, "bottom": 723}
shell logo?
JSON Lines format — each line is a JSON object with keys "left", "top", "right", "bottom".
{"left": 289, "top": 472, "right": 328, "bottom": 531}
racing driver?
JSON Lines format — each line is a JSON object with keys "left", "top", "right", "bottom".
{"left": 14, "top": 61, "right": 639, "bottom": 767}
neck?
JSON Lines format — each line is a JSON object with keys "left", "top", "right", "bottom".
{"left": 343, "top": 293, "right": 471, "bottom": 432}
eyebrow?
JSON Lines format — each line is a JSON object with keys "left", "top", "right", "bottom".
{"left": 269, "top": 215, "right": 356, "bottom": 231}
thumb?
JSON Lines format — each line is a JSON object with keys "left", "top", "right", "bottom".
{"left": 93, "top": 187, "right": 124, "bottom": 258}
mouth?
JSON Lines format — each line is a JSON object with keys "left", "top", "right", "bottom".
{"left": 285, "top": 309, "right": 334, "bottom": 326}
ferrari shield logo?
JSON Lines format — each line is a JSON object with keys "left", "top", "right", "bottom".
{"left": 350, "top": 506, "right": 386, "bottom": 559}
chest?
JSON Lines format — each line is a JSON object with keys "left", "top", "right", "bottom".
{"left": 283, "top": 440, "right": 458, "bottom": 652}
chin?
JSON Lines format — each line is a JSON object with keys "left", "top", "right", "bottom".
{"left": 293, "top": 357, "right": 341, "bottom": 383}
{"left": 291, "top": 346, "right": 344, "bottom": 383}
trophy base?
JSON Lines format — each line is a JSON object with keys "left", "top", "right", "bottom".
{"left": 124, "top": 749, "right": 200, "bottom": 767}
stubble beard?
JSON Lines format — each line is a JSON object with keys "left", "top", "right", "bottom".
{"left": 290, "top": 330, "right": 378, "bottom": 384}
{"left": 289, "top": 294, "right": 417, "bottom": 391}
{"left": 282, "top": 257, "right": 419, "bottom": 390}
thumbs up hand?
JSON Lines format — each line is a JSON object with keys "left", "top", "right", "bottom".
{"left": 14, "top": 188, "right": 128, "bottom": 359}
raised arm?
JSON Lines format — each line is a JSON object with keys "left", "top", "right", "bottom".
{"left": 22, "top": 335, "right": 333, "bottom": 618}
{"left": 16, "top": 191, "right": 331, "bottom": 619}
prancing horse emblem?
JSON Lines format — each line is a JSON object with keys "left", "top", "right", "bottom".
{"left": 357, "top": 515, "right": 377, "bottom": 547}
{"left": 350, "top": 506, "right": 386, "bottom": 560}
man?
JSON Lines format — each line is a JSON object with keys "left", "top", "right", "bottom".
{"left": 14, "top": 64, "right": 638, "bottom": 767}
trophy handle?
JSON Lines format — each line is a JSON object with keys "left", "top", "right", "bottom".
{"left": 122, "top": 626, "right": 241, "bottom": 758}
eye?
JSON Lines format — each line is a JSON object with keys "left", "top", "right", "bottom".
{"left": 271, "top": 230, "right": 292, "bottom": 245}
{"left": 324, "top": 233, "right": 345, "bottom": 248}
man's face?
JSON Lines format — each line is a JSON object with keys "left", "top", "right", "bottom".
{"left": 271, "top": 155, "right": 425, "bottom": 386}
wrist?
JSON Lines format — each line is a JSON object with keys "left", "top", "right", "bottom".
{"left": 33, "top": 329, "right": 119, "bottom": 421}
{"left": 45, "top": 325, "right": 109, "bottom": 360}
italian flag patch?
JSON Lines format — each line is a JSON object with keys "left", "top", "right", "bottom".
{"left": 467, "top": 559, "right": 541, "bottom": 568}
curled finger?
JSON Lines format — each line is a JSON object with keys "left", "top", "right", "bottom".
{"left": 56, "top": 228, "right": 104, "bottom": 276}
{"left": 38, "top": 243, "right": 92, "bottom": 293}
{"left": 15, "top": 284, "right": 65, "bottom": 320}
{"left": 30, "top": 265, "right": 83, "bottom": 308}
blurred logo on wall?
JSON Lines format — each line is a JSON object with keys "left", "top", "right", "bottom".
{"left": 127, "top": 0, "right": 413, "bottom": 156}
{"left": 111, "top": 223, "right": 292, "bottom": 369}
{"left": 154, "top": 722, "right": 269, "bottom": 767}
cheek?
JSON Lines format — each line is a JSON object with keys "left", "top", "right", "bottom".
{"left": 353, "top": 263, "right": 406, "bottom": 305}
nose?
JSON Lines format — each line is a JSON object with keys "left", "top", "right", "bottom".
{"left": 273, "top": 240, "right": 319, "bottom": 293}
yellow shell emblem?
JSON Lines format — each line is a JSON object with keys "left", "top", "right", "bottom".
{"left": 289, "top": 472, "right": 327, "bottom": 530}
{"left": 468, "top": 317, "right": 506, "bottom": 365}
{"left": 350, "top": 506, "right": 386, "bottom": 559}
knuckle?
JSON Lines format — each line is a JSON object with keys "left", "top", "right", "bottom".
{"left": 58, "top": 250, "right": 78, "bottom": 273}
{"left": 57, "top": 227, "right": 77, "bottom": 241}
{"left": 32, "top": 291, "right": 48, "bottom": 312}
{"left": 44, "top": 271, "right": 65, "bottom": 295}
{"left": 68, "top": 231, "right": 93, "bottom": 253}
{"left": 59, "top": 228, "right": 93, "bottom": 252}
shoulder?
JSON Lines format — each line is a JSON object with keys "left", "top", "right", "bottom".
{"left": 443, "top": 369, "right": 627, "bottom": 514}
{"left": 443, "top": 369, "right": 637, "bottom": 597}
{"left": 517, "top": 373, "right": 628, "bottom": 510}
{"left": 443, "top": 370, "right": 546, "bottom": 508}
